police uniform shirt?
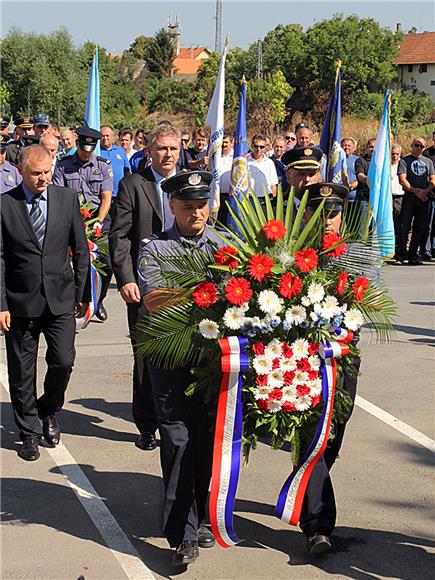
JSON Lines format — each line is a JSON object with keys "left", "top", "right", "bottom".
{"left": 52, "top": 152, "right": 113, "bottom": 209}
{"left": 5, "top": 140, "right": 24, "bottom": 166}
{"left": 99, "top": 144, "right": 131, "bottom": 196}
{"left": 138, "top": 223, "right": 226, "bottom": 297}
{"left": 1, "top": 160, "right": 22, "bottom": 193}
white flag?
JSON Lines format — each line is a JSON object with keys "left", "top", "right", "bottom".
{"left": 205, "top": 38, "right": 229, "bottom": 213}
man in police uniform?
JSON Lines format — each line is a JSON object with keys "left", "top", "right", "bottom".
{"left": 1, "top": 116, "right": 12, "bottom": 143}
{"left": 138, "top": 171, "right": 226, "bottom": 566}
{"left": 0, "top": 135, "right": 22, "bottom": 193}
{"left": 282, "top": 146, "right": 322, "bottom": 198}
{"left": 33, "top": 114, "right": 51, "bottom": 137}
{"left": 6, "top": 116, "right": 34, "bottom": 165}
{"left": 53, "top": 125, "right": 113, "bottom": 319}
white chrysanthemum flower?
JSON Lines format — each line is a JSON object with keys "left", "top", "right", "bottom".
{"left": 253, "top": 355, "right": 273, "bottom": 375}
{"left": 308, "top": 355, "right": 321, "bottom": 370}
{"left": 281, "top": 357, "right": 297, "bottom": 371}
{"left": 239, "top": 302, "right": 250, "bottom": 314}
{"left": 285, "top": 305, "right": 307, "bottom": 326}
{"left": 295, "top": 395, "right": 312, "bottom": 411}
{"left": 251, "top": 316, "right": 262, "bottom": 326}
{"left": 268, "top": 399, "right": 283, "bottom": 413}
{"left": 258, "top": 290, "right": 283, "bottom": 315}
{"left": 310, "top": 311, "right": 319, "bottom": 322}
{"left": 254, "top": 386, "right": 273, "bottom": 400}
{"left": 344, "top": 308, "right": 364, "bottom": 331}
{"left": 278, "top": 249, "right": 295, "bottom": 267}
{"left": 320, "top": 295, "right": 341, "bottom": 319}
{"left": 309, "top": 378, "right": 322, "bottom": 395}
{"left": 269, "top": 369, "right": 284, "bottom": 388}
{"left": 198, "top": 319, "right": 219, "bottom": 339}
{"left": 292, "top": 338, "right": 309, "bottom": 359}
{"left": 301, "top": 296, "right": 311, "bottom": 307}
{"left": 282, "top": 385, "right": 298, "bottom": 400}
{"left": 307, "top": 282, "right": 325, "bottom": 304}
{"left": 223, "top": 306, "right": 246, "bottom": 330}
{"left": 294, "top": 370, "right": 309, "bottom": 384}
{"left": 265, "top": 338, "right": 282, "bottom": 358}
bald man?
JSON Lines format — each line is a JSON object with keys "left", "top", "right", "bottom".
{"left": 40, "top": 133, "right": 60, "bottom": 175}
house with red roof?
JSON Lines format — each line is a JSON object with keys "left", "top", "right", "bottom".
{"left": 173, "top": 46, "right": 212, "bottom": 78}
{"left": 395, "top": 31, "right": 435, "bottom": 100}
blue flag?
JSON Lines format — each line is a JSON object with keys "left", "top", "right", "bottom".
{"left": 367, "top": 88, "right": 395, "bottom": 258}
{"left": 228, "top": 78, "right": 249, "bottom": 229}
{"left": 319, "top": 61, "right": 346, "bottom": 184}
{"left": 85, "top": 47, "right": 101, "bottom": 155}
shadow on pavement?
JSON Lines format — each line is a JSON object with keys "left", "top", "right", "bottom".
{"left": 394, "top": 324, "right": 435, "bottom": 338}
{"left": 409, "top": 301, "right": 435, "bottom": 307}
{"left": 69, "top": 397, "right": 133, "bottom": 423}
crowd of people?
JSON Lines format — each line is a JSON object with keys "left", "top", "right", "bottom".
{"left": 0, "top": 112, "right": 434, "bottom": 566}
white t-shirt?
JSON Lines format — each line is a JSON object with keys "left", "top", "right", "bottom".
{"left": 391, "top": 163, "right": 404, "bottom": 196}
{"left": 248, "top": 154, "right": 278, "bottom": 197}
{"left": 219, "top": 153, "right": 234, "bottom": 194}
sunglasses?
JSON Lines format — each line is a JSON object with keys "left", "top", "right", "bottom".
{"left": 253, "top": 144, "right": 266, "bottom": 149}
{"left": 413, "top": 143, "right": 424, "bottom": 148}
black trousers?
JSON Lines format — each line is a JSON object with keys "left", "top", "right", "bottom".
{"left": 127, "top": 302, "right": 157, "bottom": 435}
{"left": 147, "top": 362, "right": 215, "bottom": 547}
{"left": 99, "top": 213, "right": 113, "bottom": 303}
{"left": 299, "top": 356, "right": 360, "bottom": 538}
{"left": 392, "top": 195, "right": 403, "bottom": 257}
{"left": 5, "top": 308, "right": 76, "bottom": 440}
{"left": 396, "top": 193, "right": 431, "bottom": 261}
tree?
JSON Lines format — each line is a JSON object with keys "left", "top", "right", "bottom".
{"left": 247, "top": 71, "right": 293, "bottom": 135}
{"left": 129, "top": 35, "right": 153, "bottom": 61}
{"left": 146, "top": 28, "right": 176, "bottom": 78}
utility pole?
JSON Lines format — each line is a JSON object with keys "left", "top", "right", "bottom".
{"left": 214, "top": 0, "right": 222, "bottom": 53}
{"left": 256, "top": 38, "right": 263, "bottom": 79}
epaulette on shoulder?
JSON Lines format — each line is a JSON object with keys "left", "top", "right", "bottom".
{"left": 142, "top": 232, "right": 169, "bottom": 246}
{"left": 97, "top": 156, "right": 111, "bottom": 164}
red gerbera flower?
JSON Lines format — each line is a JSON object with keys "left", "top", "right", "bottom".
{"left": 272, "top": 357, "right": 280, "bottom": 370}
{"left": 282, "top": 401, "right": 297, "bottom": 413}
{"left": 283, "top": 370, "right": 296, "bottom": 385}
{"left": 257, "top": 399, "right": 270, "bottom": 412}
{"left": 80, "top": 207, "right": 92, "bottom": 219}
{"left": 278, "top": 273, "right": 303, "bottom": 299}
{"left": 297, "top": 358, "right": 311, "bottom": 372}
{"left": 268, "top": 388, "right": 283, "bottom": 401}
{"left": 352, "top": 276, "right": 369, "bottom": 301}
{"left": 94, "top": 225, "right": 102, "bottom": 238}
{"left": 247, "top": 253, "right": 275, "bottom": 282}
{"left": 336, "top": 272, "right": 349, "bottom": 296}
{"left": 322, "top": 232, "right": 346, "bottom": 257}
{"left": 311, "top": 394, "right": 321, "bottom": 408}
{"left": 294, "top": 248, "right": 319, "bottom": 272}
{"left": 214, "top": 246, "right": 239, "bottom": 270}
{"left": 308, "top": 369, "right": 319, "bottom": 381}
{"left": 308, "top": 342, "right": 319, "bottom": 355}
{"left": 256, "top": 374, "right": 268, "bottom": 386}
{"left": 296, "top": 384, "right": 311, "bottom": 397}
{"left": 225, "top": 277, "right": 253, "bottom": 306}
{"left": 281, "top": 343, "right": 294, "bottom": 359}
{"left": 252, "top": 341, "right": 265, "bottom": 356}
{"left": 192, "top": 281, "right": 218, "bottom": 307}
{"left": 262, "top": 219, "right": 286, "bottom": 241}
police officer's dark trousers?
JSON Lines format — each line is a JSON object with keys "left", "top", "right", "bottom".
{"left": 147, "top": 362, "right": 214, "bottom": 548}
{"left": 299, "top": 356, "right": 360, "bottom": 538}
{"left": 5, "top": 307, "right": 76, "bottom": 440}
{"left": 127, "top": 302, "right": 157, "bottom": 435}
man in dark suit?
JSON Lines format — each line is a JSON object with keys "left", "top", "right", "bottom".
{"left": 0, "top": 145, "right": 90, "bottom": 461}
{"left": 109, "top": 123, "right": 181, "bottom": 451}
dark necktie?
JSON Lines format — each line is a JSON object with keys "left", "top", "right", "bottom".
{"left": 30, "top": 195, "right": 45, "bottom": 246}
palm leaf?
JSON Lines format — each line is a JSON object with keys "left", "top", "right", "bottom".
{"left": 275, "top": 184, "right": 284, "bottom": 222}
{"left": 284, "top": 187, "right": 296, "bottom": 242}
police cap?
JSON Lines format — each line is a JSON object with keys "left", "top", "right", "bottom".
{"left": 15, "top": 115, "right": 34, "bottom": 129}
{"left": 162, "top": 171, "right": 212, "bottom": 200}
{"left": 22, "top": 135, "right": 41, "bottom": 147}
{"left": 75, "top": 125, "right": 102, "bottom": 152}
{"left": 34, "top": 113, "right": 50, "bottom": 126}
{"left": 0, "top": 115, "right": 11, "bottom": 129}
{"left": 0, "top": 135, "right": 8, "bottom": 150}
{"left": 306, "top": 182, "right": 348, "bottom": 211}
{"left": 281, "top": 146, "right": 323, "bottom": 171}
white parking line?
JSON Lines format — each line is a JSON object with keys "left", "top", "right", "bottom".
{"left": 0, "top": 364, "right": 155, "bottom": 580}
{"left": 356, "top": 395, "right": 435, "bottom": 454}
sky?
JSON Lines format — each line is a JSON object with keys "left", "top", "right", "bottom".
{"left": 2, "top": 0, "right": 434, "bottom": 53}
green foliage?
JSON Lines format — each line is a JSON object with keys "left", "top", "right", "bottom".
{"left": 143, "top": 76, "right": 193, "bottom": 115}
{"left": 247, "top": 70, "right": 293, "bottom": 133}
{"left": 128, "top": 35, "right": 153, "bottom": 61}
{"left": 146, "top": 28, "right": 176, "bottom": 78}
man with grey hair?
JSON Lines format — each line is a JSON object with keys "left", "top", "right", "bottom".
{"left": 109, "top": 122, "right": 181, "bottom": 451}
{"left": 40, "top": 133, "right": 60, "bottom": 176}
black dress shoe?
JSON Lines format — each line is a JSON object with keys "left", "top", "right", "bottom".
{"left": 408, "top": 258, "right": 423, "bottom": 265}
{"left": 307, "top": 533, "right": 332, "bottom": 556}
{"left": 420, "top": 252, "right": 432, "bottom": 262}
{"left": 18, "top": 438, "right": 40, "bottom": 461}
{"left": 135, "top": 432, "right": 157, "bottom": 451}
{"left": 198, "top": 525, "right": 215, "bottom": 548}
{"left": 42, "top": 415, "right": 60, "bottom": 446}
{"left": 95, "top": 302, "right": 108, "bottom": 321}
{"left": 171, "top": 541, "right": 199, "bottom": 566}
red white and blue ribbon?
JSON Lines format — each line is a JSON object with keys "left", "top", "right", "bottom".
{"left": 76, "top": 240, "right": 101, "bottom": 330}
{"left": 209, "top": 336, "right": 249, "bottom": 548}
{"left": 274, "top": 326, "right": 353, "bottom": 526}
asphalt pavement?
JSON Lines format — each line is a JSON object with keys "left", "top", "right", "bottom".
{"left": 1, "top": 262, "right": 434, "bottom": 580}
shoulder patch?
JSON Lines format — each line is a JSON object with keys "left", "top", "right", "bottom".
{"left": 97, "top": 156, "right": 111, "bottom": 164}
